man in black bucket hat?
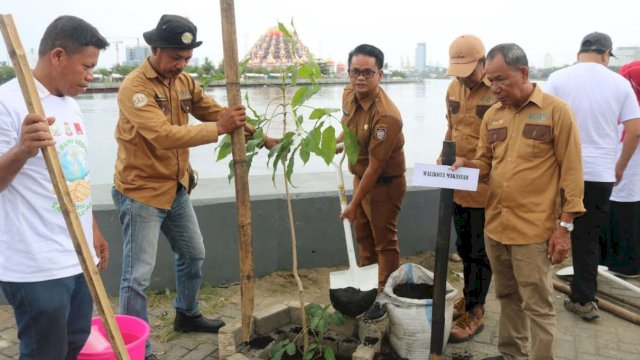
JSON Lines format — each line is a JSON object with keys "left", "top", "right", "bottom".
{"left": 112, "top": 14, "right": 277, "bottom": 360}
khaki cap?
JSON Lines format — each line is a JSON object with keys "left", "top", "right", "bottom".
{"left": 447, "top": 34, "right": 485, "bottom": 77}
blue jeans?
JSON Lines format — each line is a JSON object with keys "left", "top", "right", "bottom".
{"left": 0, "top": 274, "right": 92, "bottom": 360}
{"left": 112, "top": 186, "right": 206, "bottom": 356}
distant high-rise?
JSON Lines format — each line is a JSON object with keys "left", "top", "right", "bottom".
{"left": 609, "top": 46, "right": 640, "bottom": 67}
{"left": 543, "top": 53, "right": 554, "bottom": 69}
{"left": 415, "top": 42, "right": 426, "bottom": 72}
{"left": 124, "top": 45, "right": 151, "bottom": 66}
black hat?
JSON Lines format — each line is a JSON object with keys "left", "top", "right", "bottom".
{"left": 143, "top": 15, "right": 202, "bottom": 49}
{"left": 579, "top": 32, "right": 615, "bottom": 57}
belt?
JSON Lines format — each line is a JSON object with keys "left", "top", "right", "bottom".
{"left": 356, "top": 174, "right": 402, "bottom": 184}
{"left": 377, "top": 175, "right": 402, "bottom": 184}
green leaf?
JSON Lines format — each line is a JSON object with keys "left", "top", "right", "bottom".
{"left": 299, "top": 137, "right": 311, "bottom": 164}
{"left": 297, "top": 62, "right": 314, "bottom": 79}
{"left": 342, "top": 124, "right": 360, "bottom": 166}
{"left": 285, "top": 156, "right": 295, "bottom": 184}
{"left": 227, "top": 159, "right": 234, "bottom": 183}
{"left": 215, "top": 135, "right": 232, "bottom": 161}
{"left": 310, "top": 316, "right": 320, "bottom": 329}
{"left": 324, "top": 347, "right": 336, "bottom": 360}
{"left": 303, "top": 350, "right": 315, "bottom": 360}
{"left": 309, "top": 107, "right": 340, "bottom": 120}
{"left": 285, "top": 342, "right": 296, "bottom": 355}
{"left": 291, "top": 84, "right": 320, "bottom": 107}
{"left": 317, "top": 318, "right": 327, "bottom": 334}
{"left": 308, "top": 126, "right": 322, "bottom": 153}
{"left": 278, "top": 22, "right": 292, "bottom": 39}
{"left": 318, "top": 126, "right": 336, "bottom": 165}
{"left": 305, "top": 303, "right": 323, "bottom": 317}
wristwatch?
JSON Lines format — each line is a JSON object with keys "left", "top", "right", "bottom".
{"left": 559, "top": 221, "right": 574, "bottom": 232}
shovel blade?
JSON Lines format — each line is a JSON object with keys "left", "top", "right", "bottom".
{"left": 329, "top": 264, "right": 378, "bottom": 291}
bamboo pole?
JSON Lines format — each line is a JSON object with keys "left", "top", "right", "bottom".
{"left": 430, "top": 141, "right": 456, "bottom": 360}
{"left": 219, "top": 0, "right": 254, "bottom": 342}
{"left": 553, "top": 280, "right": 640, "bottom": 325}
{"left": 0, "top": 14, "right": 130, "bottom": 359}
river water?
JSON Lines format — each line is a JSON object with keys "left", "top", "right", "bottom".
{"left": 79, "top": 79, "right": 453, "bottom": 185}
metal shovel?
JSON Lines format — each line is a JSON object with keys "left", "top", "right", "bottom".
{"left": 556, "top": 265, "right": 640, "bottom": 295}
{"left": 329, "top": 154, "right": 378, "bottom": 317}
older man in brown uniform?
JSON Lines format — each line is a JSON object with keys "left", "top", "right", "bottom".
{"left": 112, "top": 15, "right": 274, "bottom": 360}
{"left": 339, "top": 44, "right": 406, "bottom": 322}
{"left": 441, "top": 34, "right": 496, "bottom": 343}
{"left": 453, "top": 43, "right": 585, "bottom": 360}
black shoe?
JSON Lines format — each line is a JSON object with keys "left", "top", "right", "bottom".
{"left": 363, "top": 302, "right": 387, "bottom": 322}
{"left": 145, "top": 354, "right": 159, "bottom": 360}
{"left": 173, "top": 311, "right": 225, "bottom": 333}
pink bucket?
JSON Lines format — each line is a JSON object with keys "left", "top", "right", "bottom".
{"left": 77, "top": 315, "right": 150, "bottom": 360}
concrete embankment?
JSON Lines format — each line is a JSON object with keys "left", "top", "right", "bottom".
{"left": 1, "top": 170, "right": 446, "bottom": 303}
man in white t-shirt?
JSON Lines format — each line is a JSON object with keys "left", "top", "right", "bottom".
{"left": 0, "top": 16, "right": 110, "bottom": 360}
{"left": 546, "top": 32, "right": 640, "bottom": 321}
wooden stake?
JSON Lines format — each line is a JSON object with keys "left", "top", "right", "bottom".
{"left": 0, "top": 14, "right": 130, "bottom": 360}
{"left": 219, "top": 0, "right": 255, "bottom": 342}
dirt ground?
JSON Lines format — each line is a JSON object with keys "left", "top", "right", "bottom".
{"left": 214, "top": 251, "right": 464, "bottom": 313}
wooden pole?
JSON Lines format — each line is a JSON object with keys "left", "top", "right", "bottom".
{"left": 219, "top": 0, "right": 254, "bottom": 342}
{"left": 430, "top": 140, "right": 456, "bottom": 360}
{"left": 0, "top": 14, "right": 130, "bottom": 359}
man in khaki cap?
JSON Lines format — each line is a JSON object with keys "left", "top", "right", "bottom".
{"left": 439, "top": 34, "right": 496, "bottom": 343}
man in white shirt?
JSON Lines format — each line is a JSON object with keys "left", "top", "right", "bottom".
{"left": 546, "top": 32, "right": 640, "bottom": 321}
{"left": 0, "top": 16, "right": 109, "bottom": 359}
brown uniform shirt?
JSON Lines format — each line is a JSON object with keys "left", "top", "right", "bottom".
{"left": 114, "top": 58, "right": 224, "bottom": 209}
{"left": 342, "top": 85, "right": 405, "bottom": 178}
{"left": 446, "top": 77, "right": 497, "bottom": 208}
{"left": 473, "top": 84, "right": 585, "bottom": 245}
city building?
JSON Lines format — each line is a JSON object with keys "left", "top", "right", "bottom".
{"left": 123, "top": 45, "right": 152, "bottom": 66}
{"left": 415, "top": 42, "right": 426, "bottom": 72}
{"left": 610, "top": 46, "right": 640, "bottom": 67}
{"left": 543, "top": 53, "right": 554, "bottom": 69}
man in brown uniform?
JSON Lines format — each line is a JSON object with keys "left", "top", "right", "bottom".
{"left": 112, "top": 15, "right": 274, "bottom": 360}
{"left": 441, "top": 34, "right": 496, "bottom": 343}
{"left": 452, "top": 43, "right": 585, "bottom": 360}
{"left": 339, "top": 44, "right": 406, "bottom": 322}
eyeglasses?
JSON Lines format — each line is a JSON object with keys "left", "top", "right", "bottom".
{"left": 348, "top": 69, "right": 378, "bottom": 79}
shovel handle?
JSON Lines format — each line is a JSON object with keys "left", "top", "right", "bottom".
{"left": 334, "top": 155, "right": 358, "bottom": 269}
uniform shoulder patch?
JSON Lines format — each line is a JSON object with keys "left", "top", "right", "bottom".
{"left": 132, "top": 93, "right": 147, "bottom": 108}
{"left": 375, "top": 127, "right": 387, "bottom": 140}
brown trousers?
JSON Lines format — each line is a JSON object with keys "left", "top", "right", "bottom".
{"left": 485, "top": 235, "right": 556, "bottom": 360}
{"left": 353, "top": 175, "right": 406, "bottom": 292}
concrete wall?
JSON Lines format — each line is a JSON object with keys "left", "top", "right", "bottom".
{"left": 1, "top": 172, "right": 451, "bottom": 303}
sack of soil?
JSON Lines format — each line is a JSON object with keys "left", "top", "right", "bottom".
{"left": 379, "top": 263, "right": 457, "bottom": 360}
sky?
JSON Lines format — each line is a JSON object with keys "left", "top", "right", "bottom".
{"left": 1, "top": 0, "right": 639, "bottom": 70}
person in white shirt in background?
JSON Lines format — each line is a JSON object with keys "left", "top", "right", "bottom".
{"left": 606, "top": 60, "right": 640, "bottom": 278}
{"left": 546, "top": 32, "right": 640, "bottom": 321}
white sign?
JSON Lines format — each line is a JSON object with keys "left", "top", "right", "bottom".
{"left": 412, "top": 163, "right": 480, "bottom": 191}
